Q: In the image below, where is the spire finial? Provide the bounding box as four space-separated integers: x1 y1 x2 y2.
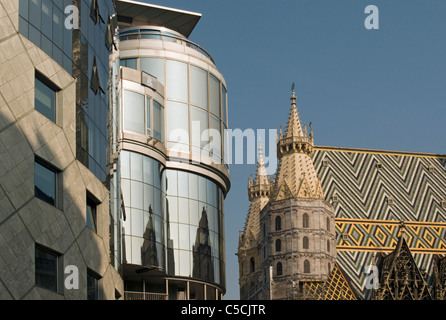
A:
290 83 297 105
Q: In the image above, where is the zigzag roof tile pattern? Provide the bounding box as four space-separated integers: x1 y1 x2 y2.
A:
312 146 446 299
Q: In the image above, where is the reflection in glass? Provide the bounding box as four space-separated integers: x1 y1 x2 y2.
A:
153 100 164 142
192 207 214 282
35 246 58 292
141 205 159 267
34 161 56 206
35 76 56 122
121 58 137 69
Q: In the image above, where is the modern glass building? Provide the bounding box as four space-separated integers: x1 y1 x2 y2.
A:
113 0 230 300
0 0 123 299
1 0 228 300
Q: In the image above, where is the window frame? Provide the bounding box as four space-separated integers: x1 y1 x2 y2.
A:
35 244 63 293
86 192 100 233
34 157 62 208
87 269 101 300
35 70 61 124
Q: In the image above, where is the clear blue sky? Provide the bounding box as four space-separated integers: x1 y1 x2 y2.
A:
141 0 446 300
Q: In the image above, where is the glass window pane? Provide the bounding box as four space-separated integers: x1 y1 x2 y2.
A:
166 101 189 145
130 180 144 210
153 100 164 142
188 173 198 200
130 152 143 181
35 246 57 292
222 85 227 125
41 0 52 38
121 58 137 70
86 199 97 232
198 176 207 203
35 77 56 122
166 60 188 102
166 197 178 223
131 208 144 237
34 161 56 206
210 115 221 160
123 90 145 134
140 58 164 85
178 198 189 224
190 66 208 108
52 5 63 49
209 74 220 117
29 0 42 29
146 97 151 135
19 0 29 20
143 156 153 185
178 171 189 198
87 272 99 300
166 170 177 196
191 106 209 152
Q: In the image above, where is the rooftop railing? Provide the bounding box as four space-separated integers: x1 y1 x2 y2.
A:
119 28 214 63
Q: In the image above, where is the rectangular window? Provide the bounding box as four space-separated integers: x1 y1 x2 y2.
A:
123 90 145 134
153 100 164 143
166 101 189 149
120 58 137 70
35 73 57 122
35 245 60 292
166 60 188 103
140 58 164 85
87 270 100 300
222 85 227 125
86 194 99 232
34 159 57 207
190 66 208 109
146 97 152 136
209 74 220 118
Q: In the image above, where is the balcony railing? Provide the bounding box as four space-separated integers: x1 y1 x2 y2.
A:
124 291 168 300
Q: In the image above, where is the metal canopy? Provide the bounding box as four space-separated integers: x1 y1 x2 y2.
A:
116 0 202 38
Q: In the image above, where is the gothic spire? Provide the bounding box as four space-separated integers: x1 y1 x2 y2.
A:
255 139 269 185
286 85 304 138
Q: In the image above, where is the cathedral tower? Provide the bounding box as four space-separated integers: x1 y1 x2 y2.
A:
238 141 271 299
259 86 337 299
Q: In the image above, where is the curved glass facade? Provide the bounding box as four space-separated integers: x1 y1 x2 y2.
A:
165 169 225 285
117 20 229 299
119 55 228 167
121 150 166 270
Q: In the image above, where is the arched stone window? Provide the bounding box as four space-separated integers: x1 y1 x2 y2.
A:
304 260 310 273
262 223 266 238
275 216 281 231
277 262 283 276
303 236 309 249
327 217 330 231
303 213 309 228
275 239 281 252
327 239 330 253
328 262 332 274
250 257 255 273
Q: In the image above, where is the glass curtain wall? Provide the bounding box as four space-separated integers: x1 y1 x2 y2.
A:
165 169 225 286
121 151 166 270
119 57 228 167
